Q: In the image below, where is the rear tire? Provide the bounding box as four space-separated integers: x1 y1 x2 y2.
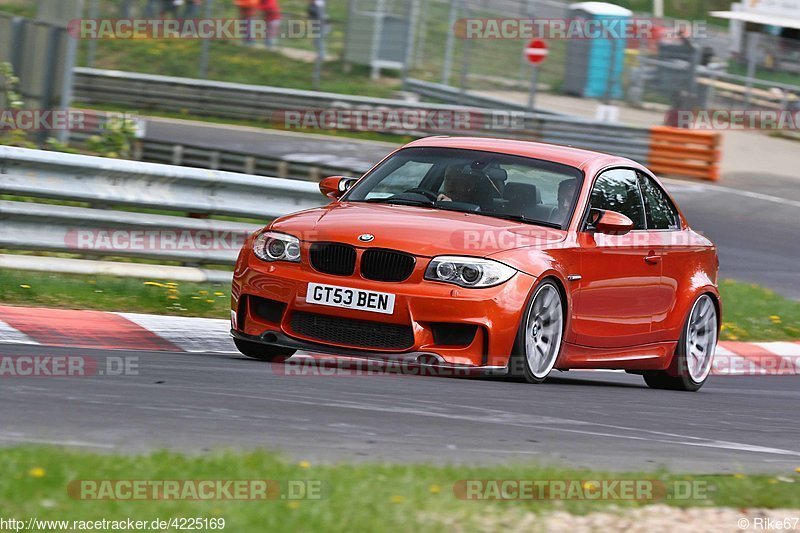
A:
234 338 296 362
643 294 718 392
508 280 565 384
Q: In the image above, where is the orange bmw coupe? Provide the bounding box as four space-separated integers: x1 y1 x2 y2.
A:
231 137 720 391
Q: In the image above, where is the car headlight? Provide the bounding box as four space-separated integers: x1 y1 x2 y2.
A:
253 231 301 263
425 256 516 288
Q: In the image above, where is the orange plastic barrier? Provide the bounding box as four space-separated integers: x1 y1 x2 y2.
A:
648 126 721 181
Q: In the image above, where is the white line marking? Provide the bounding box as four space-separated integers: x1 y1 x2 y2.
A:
0 432 114 449
177 386 800 459
662 178 800 209
115 313 235 353
0 319 39 345
755 342 800 357
715 345 735 356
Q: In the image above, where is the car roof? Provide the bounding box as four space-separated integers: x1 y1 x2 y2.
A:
402 136 639 172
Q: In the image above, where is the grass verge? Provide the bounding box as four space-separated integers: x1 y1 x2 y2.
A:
718 279 800 341
0 269 231 318
1 269 799 342
2 446 799 533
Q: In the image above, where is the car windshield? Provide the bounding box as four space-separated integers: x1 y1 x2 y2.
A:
343 147 583 229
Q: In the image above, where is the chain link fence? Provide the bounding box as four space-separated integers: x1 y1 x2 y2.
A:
71 0 340 86
3 0 800 119
407 0 571 97
630 31 800 112
405 0 800 115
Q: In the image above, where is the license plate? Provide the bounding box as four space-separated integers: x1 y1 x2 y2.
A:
306 283 395 315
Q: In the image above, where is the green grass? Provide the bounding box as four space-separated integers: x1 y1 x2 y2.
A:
1 447 798 532
614 0 732 26
726 62 800 87
85 38 399 97
1 269 799 342
718 279 800 342
0 0 34 17
0 269 231 318
1 0 397 98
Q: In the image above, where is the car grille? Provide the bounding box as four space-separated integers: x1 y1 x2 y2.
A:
360 249 416 282
309 243 356 276
290 311 415 350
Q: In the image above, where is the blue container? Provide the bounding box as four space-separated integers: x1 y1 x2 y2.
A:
563 2 632 99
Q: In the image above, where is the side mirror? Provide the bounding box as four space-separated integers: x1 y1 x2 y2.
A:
319 176 357 199
593 209 634 235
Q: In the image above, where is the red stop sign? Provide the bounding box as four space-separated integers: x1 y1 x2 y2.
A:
525 39 548 65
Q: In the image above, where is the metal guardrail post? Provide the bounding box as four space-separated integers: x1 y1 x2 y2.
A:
744 32 759 111
86 0 99 68
198 0 213 79
172 145 184 166
441 0 459 85
457 4 473 106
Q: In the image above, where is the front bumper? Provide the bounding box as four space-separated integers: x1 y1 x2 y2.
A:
231 329 509 376
231 249 537 368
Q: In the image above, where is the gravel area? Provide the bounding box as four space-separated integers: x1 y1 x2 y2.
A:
539 505 800 532
429 505 800 532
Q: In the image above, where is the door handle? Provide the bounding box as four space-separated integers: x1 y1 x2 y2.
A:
644 255 661 265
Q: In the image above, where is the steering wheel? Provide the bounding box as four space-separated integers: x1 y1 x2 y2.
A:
403 188 438 202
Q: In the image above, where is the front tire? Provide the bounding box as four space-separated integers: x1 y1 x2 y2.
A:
643 294 718 392
509 280 565 384
234 338 296 362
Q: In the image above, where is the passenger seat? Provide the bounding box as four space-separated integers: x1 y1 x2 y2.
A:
503 182 557 221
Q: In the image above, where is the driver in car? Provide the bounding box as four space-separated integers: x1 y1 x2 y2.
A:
436 166 480 204
550 178 577 225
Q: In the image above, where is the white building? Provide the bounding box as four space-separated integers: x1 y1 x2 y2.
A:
711 0 800 70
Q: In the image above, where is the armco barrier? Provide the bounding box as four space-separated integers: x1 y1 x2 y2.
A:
71 68 653 162
647 126 721 182
0 146 326 276
74 116 717 184
403 78 561 115
0 145 323 219
71 69 729 180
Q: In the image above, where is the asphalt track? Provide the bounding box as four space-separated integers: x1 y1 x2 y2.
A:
1 122 797 472
1 343 798 473
147 118 800 299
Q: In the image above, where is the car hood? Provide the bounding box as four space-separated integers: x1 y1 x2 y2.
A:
270 201 566 257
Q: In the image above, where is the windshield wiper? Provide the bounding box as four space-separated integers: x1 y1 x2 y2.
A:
362 199 562 228
365 197 434 207
481 213 563 229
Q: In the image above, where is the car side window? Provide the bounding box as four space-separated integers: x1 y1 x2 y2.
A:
638 173 681 230
589 169 646 230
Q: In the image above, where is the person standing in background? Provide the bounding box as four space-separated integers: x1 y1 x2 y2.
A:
235 0 259 45
144 0 160 17
145 0 180 17
259 0 282 49
161 0 180 17
183 0 202 18
308 0 327 61
119 0 134 17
